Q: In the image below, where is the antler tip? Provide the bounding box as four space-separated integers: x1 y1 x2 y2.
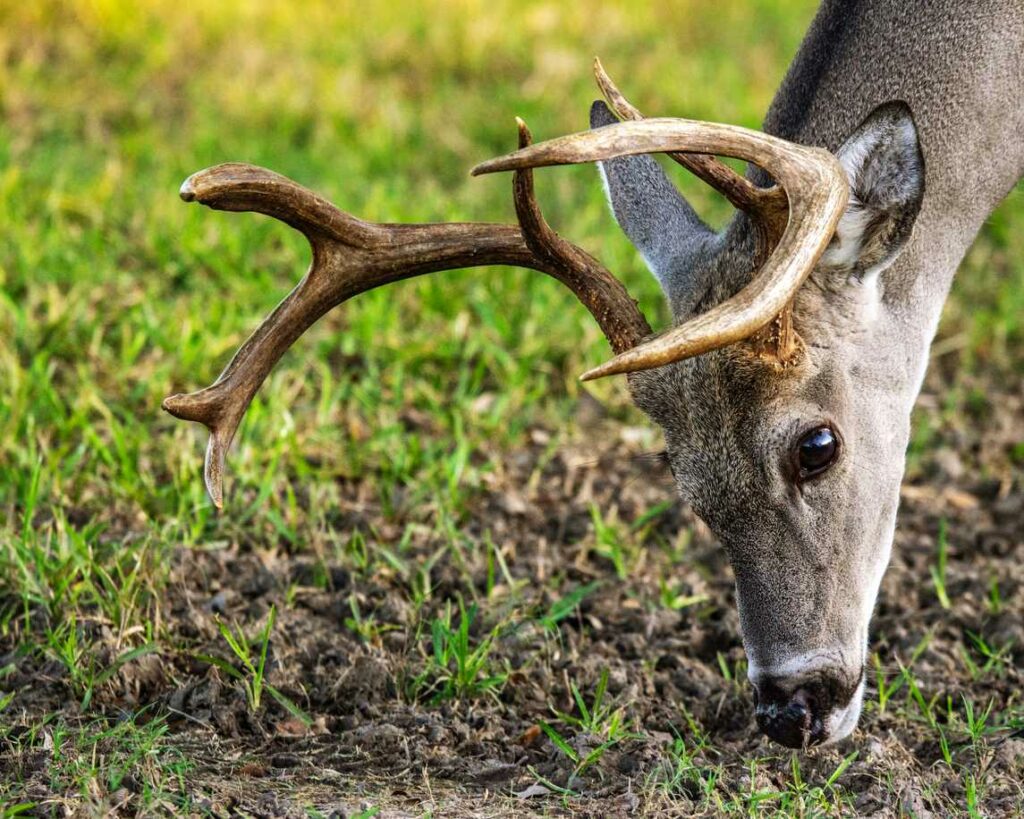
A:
580 358 627 382
204 435 227 509
161 392 190 418
469 159 500 177
162 391 218 427
208 484 224 510
516 117 533 148
179 176 197 202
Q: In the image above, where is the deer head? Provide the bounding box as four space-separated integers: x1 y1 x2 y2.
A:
164 62 923 747
585 66 925 747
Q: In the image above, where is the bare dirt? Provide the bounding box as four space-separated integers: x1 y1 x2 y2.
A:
2 368 1022 817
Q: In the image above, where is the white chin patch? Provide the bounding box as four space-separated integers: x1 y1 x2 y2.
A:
821 678 865 745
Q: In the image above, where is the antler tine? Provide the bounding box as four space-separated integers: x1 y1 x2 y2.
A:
593 58 780 216
510 118 648 344
178 163 385 248
164 123 650 507
472 117 848 380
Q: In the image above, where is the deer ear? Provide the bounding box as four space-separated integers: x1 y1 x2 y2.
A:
590 100 716 316
820 101 925 280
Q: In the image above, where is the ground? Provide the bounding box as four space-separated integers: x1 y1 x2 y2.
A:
1 1 1022 817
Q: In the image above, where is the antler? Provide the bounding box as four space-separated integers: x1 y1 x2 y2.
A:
162 121 651 507
591 60 825 364
166 73 847 506
473 116 847 381
593 58 787 224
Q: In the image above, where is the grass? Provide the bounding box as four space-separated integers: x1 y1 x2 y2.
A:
535 668 640 784
931 517 951 609
1 710 193 812
0 0 1022 815
195 604 311 725
406 598 509 704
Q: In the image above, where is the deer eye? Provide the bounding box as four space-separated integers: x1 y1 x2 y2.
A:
794 426 839 481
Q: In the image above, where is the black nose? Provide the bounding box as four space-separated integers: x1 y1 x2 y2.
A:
754 684 827 748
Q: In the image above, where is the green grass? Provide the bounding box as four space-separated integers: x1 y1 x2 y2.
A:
406 598 509 703
195 604 311 724
0 710 193 812
930 517 951 609
1 0 1022 815
535 668 640 785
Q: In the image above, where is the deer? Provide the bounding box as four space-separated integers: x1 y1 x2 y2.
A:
162 0 1024 748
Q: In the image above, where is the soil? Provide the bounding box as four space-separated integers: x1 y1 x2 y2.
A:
2 368 1022 817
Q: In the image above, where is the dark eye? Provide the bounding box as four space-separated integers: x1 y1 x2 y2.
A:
794 426 839 481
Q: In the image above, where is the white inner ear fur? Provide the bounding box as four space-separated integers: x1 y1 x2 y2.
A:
819 115 921 283
820 200 875 279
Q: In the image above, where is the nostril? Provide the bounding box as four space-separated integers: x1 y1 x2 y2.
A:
790 686 815 717
752 666 866 747
755 686 823 748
